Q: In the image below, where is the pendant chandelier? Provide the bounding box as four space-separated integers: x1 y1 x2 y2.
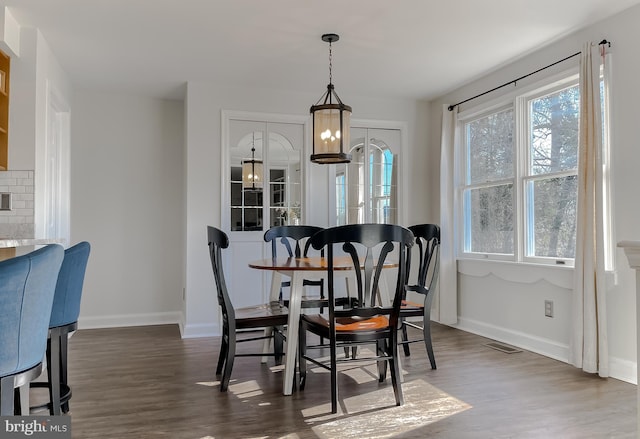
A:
310 33 352 164
242 132 263 191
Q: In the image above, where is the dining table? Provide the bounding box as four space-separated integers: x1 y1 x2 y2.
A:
248 255 395 395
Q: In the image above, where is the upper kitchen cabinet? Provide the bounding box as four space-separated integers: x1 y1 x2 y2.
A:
0 49 9 170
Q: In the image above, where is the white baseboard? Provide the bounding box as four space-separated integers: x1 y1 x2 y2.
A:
78 311 181 330
453 316 636 384
78 311 221 339
180 322 220 339
454 316 570 362
609 356 637 385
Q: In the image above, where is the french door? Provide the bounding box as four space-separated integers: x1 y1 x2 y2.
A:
221 111 308 306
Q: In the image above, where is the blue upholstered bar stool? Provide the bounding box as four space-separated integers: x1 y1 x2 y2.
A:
0 244 64 415
31 241 90 415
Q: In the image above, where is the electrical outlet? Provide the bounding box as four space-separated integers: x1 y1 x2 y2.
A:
544 300 554 318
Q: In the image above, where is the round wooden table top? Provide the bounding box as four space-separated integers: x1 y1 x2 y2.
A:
248 256 397 271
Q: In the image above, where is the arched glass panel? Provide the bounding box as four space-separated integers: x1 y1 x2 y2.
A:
335 127 399 225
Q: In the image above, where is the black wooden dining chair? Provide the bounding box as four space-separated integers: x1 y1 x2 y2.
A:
298 223 413 414
399 223 440 369
264 225 326 308
207 226 289 391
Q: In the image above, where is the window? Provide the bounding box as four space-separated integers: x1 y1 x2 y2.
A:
335 127 400 225
458 69 610 265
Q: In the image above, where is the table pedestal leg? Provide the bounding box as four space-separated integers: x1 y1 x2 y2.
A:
283 272 303 395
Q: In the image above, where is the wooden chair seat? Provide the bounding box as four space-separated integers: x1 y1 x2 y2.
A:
234 302 288 329
400 299 424 312
303 314 389 332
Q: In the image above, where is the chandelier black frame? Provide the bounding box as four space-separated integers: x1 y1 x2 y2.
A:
310 33 352 164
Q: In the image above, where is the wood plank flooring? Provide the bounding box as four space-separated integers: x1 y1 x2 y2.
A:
42 323 636 438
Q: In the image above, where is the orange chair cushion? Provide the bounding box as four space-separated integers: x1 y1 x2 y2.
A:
304 314 390 331
335 315 389 331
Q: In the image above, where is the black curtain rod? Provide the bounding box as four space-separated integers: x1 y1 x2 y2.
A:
447 39 610 111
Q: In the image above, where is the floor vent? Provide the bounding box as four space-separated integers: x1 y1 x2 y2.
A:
484 342 522 354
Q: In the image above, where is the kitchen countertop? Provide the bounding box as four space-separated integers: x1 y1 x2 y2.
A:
0 238 64 248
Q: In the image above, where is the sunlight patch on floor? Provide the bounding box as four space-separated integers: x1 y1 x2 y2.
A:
304 347 407 385
228 380 264 398
305 379 471 439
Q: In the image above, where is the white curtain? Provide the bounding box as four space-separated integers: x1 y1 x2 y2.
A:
438 104 458 324
570 42 608 377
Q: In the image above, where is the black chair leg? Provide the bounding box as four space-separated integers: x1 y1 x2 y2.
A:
423 318 437 370
298 321 307 390
220 333 236 392
216 333 228 375
400 319 411 356
377 340 387 382
13 386 20 415
329 336 338 414
389 355 404 407
60 332 70 413
274 326 284 365
49 329 62 415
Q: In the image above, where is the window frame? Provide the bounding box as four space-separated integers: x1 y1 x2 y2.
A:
456 66 612 268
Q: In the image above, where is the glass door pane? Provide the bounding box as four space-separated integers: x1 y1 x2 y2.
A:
267 124 303 227
337 127 399 225
229 121 265 232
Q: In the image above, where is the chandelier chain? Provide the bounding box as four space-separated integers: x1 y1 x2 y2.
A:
328 40 333 85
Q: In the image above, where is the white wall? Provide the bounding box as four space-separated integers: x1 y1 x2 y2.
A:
182 82 427 337
429 4 640 383
71 91 185 328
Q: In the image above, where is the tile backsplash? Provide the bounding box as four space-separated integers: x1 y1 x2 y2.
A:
0 170 34 238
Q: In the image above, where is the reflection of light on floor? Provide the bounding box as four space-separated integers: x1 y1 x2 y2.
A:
305 347 409 386
202 435 302 439
196 379 271 404
269 364 285 372
307 379 472 439
230 435 302 439
228 380 264 398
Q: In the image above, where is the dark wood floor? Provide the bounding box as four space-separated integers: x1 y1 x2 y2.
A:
44 323 636 438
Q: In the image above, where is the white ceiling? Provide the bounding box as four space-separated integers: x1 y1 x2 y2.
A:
5 0 640 101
